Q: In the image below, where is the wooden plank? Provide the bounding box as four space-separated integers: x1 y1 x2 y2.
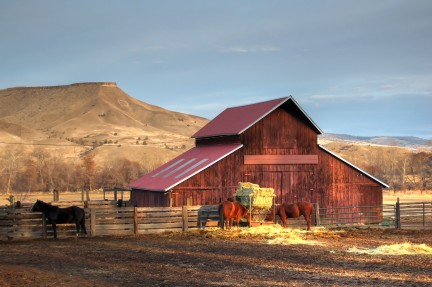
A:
136 217 182 224
96 219 134 225
138 222 183 229
244 154 318 165
90 208 96 237
91 230 132 236
95 224 134 231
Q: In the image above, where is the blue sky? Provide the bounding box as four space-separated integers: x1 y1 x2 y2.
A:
1 1 431 138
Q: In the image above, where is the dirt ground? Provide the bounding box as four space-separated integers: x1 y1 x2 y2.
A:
1 227 431 287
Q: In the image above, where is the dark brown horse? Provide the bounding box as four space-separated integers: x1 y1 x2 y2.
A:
31 200 87 239
266 202 314 230
219 201 250 230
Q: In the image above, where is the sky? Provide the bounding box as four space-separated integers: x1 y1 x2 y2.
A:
1 1 431 139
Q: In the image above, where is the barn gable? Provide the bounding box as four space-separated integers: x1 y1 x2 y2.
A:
192 96 322 138
130 96 388 208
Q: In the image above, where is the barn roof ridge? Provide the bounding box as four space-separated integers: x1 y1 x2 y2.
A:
318 145 389 188
192 96 322 139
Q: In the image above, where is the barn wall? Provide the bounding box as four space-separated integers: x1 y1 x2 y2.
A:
131 189 170 207
316 148 383 209
239 107 320 205
241 107 318 155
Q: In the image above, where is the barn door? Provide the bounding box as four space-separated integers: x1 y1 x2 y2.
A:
281 171 315 204
244 171 315 205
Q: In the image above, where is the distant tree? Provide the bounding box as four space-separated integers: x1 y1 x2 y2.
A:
0 147 24 194
82 153 96 191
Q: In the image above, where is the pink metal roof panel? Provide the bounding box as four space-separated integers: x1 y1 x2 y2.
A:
129 143 243 191
192 97 289 138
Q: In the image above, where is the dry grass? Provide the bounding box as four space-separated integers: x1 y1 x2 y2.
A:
2 189 431 207
383 190 432 204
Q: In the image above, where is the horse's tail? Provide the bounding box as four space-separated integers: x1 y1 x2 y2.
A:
74 207 87 234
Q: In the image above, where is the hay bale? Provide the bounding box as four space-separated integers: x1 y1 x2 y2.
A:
235 182 275 209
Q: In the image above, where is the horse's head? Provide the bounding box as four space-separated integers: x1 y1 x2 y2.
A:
265 206 278 221
241 206 251 223
31 200 46 212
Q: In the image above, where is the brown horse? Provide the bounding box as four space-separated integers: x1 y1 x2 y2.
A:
266 202 314 230
219 201 250 230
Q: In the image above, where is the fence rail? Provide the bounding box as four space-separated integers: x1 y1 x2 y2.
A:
1 201 431 241
316 204 396 228
397 202 432 229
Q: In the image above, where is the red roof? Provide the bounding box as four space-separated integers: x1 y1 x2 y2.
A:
192 96 322 138
129 143 243 191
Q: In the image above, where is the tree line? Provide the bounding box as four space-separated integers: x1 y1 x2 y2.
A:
327 144 432 192
1 145 431 198
0 147 155 197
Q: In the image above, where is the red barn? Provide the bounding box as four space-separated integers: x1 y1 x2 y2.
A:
129 97 388 208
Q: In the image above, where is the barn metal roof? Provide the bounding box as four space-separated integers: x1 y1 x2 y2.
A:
192 96 323 138
319 145 389 188
129 143 243 192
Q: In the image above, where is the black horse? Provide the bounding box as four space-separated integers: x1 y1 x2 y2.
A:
31 200 87 239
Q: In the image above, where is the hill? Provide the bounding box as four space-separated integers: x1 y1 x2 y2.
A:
319 133 432 150
0 82 209 168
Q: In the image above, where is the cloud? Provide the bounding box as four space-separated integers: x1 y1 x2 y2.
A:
304 74 432 105
225 45 281 53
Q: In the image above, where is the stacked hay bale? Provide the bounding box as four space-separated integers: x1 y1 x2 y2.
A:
235 182 275 222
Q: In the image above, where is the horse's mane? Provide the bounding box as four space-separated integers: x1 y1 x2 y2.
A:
36 200 58 212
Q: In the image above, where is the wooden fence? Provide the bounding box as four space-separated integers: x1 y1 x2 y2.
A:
1 201 431 241
0 205 220 241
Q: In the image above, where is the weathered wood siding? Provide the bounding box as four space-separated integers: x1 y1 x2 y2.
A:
240 107 319 205
131 190 170 207
316 148 382 208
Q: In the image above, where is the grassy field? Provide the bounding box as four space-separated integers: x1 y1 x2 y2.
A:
383 190 432 204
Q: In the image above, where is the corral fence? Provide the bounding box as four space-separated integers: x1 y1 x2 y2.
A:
316 200 432 230
0 204 220 241
1 200 431 241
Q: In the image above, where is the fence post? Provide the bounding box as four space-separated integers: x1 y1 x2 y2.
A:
422 203 426 228
395 198 401 229
314 203 320 226
90 208 96 237
134 207 138 237
42 214 47 239
182 205 189 231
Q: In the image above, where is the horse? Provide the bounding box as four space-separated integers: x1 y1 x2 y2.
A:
218 201 250 230
31 200 87 239
266 202 314 230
